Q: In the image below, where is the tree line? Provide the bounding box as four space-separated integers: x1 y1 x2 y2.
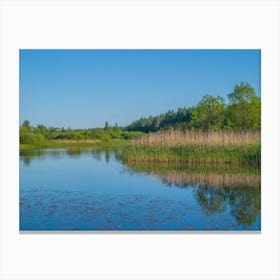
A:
20 122 144 145
20 82 261 145
126 82 261 132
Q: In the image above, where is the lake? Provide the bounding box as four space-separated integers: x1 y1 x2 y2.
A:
20 147 261 231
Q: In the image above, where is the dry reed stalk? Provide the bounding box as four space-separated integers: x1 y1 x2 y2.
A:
134 130 261 147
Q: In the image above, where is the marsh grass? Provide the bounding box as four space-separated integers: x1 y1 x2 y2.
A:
119 130 261 165
134 130 260 147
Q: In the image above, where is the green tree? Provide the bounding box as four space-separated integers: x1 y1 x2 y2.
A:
22 120 31 130
104 121 110 131
20 125 29 143
226 82 261 130
191 94 226 130
228 82 258 104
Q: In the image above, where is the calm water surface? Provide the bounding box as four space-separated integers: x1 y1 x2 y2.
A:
20 147 261 231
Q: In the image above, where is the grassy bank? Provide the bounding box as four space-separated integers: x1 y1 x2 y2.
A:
119 143 261 165
119 130 261 165
20 139 131 150
20 130 261 165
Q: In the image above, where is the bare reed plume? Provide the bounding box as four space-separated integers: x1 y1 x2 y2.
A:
134 130 260 147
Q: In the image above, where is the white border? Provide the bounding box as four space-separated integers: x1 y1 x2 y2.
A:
1 0 279 279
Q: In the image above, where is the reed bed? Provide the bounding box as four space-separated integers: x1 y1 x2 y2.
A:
134 130 260 147
119 130 261 165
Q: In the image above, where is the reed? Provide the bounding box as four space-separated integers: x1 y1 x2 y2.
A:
119 130 261 165
134 130 260 147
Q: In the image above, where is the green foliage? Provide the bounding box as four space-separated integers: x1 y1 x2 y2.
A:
19 121 145 146
226 83 261 130
104 121 110 131
190 95 226 130
20 125 46 146
121 131 144 140
119 143 261 166
22 120 31 129
228 82 258 104
19 82 261 146
127 107 192 132
126 82 261 132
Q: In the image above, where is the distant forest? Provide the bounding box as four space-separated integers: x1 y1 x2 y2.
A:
127 82 261 132
20 82 261 145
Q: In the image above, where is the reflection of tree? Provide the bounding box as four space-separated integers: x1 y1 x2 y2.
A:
20 149 65 165
229 187 261 227
91 151 102 161
65 148 82 158
194 185 261 226
20 149 46 166
122 161 261 226
105 150 111 163
195 186 229 215
21 149 261 227
20 147 116 165
48 149 64 158
22 156 31 166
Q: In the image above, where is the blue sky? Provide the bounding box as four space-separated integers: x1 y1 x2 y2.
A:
20 49 260 129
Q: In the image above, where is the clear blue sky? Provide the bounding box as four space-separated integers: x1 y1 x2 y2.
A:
20 49 260 129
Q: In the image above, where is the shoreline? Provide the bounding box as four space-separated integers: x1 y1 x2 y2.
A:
19 139 130 150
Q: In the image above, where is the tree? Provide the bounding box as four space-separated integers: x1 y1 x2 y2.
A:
190 94 226 130
22 120 31 131
104 121 110 131
226 82 261 130
228 82 258 104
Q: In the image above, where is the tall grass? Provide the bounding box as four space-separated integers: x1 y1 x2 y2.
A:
119 130 261 165
134 130 260 147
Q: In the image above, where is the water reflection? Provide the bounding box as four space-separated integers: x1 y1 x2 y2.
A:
229 187 261 227
195 186 229 215
122 162 260 188
20 147 261 230
20 147 112 165
122 161 261 227
20 149 47 166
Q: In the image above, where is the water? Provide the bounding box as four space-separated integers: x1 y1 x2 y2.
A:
20 147 261 231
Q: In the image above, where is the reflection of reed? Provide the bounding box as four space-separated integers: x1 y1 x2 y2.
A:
153 171 260 188
123 162 260 188
123 162 261 226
